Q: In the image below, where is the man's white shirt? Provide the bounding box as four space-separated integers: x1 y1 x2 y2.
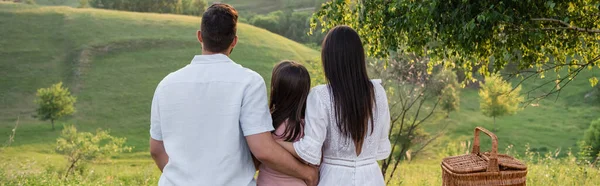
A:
150 54 274 186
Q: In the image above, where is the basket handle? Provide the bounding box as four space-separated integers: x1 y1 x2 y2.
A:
471 127 499 172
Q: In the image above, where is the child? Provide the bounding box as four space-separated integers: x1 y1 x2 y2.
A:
256 61 311 186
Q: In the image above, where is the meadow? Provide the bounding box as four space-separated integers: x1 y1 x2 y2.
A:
1 2 600 185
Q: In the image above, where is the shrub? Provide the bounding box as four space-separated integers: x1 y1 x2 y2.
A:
479 73 523 127
440 85 459 117
79 0 89 8
583 118 600 162
56 125 132 178
34 82 76 130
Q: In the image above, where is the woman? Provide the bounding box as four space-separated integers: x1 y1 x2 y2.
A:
277 25 391 185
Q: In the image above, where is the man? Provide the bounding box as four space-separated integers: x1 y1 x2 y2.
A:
149 3 318 186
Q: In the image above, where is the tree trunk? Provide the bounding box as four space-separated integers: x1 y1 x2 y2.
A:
51 119 55 130
64 159 77 179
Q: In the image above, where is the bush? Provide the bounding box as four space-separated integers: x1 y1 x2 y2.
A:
479 73 523 127
79 0 89 8
34 82 76 130
56 125 132 178
247 10 325 45
89 0 186 14
583 118 600 162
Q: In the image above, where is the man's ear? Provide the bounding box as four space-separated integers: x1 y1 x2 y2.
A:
229 36 238 53
229 36 237 49
197 30 203 44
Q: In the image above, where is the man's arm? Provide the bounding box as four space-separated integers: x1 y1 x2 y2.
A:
246 132 318 186
150 138 168 172
275 140 300 159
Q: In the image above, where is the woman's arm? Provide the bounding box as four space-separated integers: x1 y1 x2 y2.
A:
283 89 328 165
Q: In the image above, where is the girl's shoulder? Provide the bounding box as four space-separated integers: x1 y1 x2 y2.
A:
272 119 304 141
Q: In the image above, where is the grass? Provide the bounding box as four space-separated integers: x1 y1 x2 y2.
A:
426 70 600 156
2 2 600 186
0 2 319 151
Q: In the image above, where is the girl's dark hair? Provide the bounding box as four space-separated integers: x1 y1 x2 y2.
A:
321 25 375 155
269 61 311 142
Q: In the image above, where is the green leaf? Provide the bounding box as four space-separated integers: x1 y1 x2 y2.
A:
590 77 599 87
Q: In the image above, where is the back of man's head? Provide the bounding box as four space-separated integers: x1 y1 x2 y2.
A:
201 3 238 53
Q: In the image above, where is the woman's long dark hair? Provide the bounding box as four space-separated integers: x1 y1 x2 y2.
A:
269 61 311 142
322 25 375 155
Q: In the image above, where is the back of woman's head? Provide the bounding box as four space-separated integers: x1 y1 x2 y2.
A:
269 61 311 142
321 25 375 154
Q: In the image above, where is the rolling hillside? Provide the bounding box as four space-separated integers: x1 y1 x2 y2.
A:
34 0 327 14
1 2 600 185
0 2 320 151
3 0 600 157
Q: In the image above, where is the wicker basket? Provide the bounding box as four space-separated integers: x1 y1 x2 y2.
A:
441 127 527 186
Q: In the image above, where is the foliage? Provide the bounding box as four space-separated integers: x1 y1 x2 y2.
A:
310 0 600 98
55 125 132 178
34 82 76 130
24 0 36 4
479 74 523 125
78 0 88 8
440 85 460 117
370 52 447 183
88 0 207 16
305 59 327 86
583 118 600 161
187 0 207 16
248 10 325 45
430 69 460 117
429 69 460 96
49 0 66 5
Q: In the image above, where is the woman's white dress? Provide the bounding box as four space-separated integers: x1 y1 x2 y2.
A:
293 80 392 186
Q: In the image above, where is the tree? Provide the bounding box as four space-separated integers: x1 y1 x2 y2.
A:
429 69 460 96
440 85 459 118
250 14 281 33
372 52 447 184
583 118 600 162
56 125 132 178
78 0 89 8
49 0 66 5
310 0 600 100
189 0 207 16
34 82 76 130
89 0 182 14
479 74 523 127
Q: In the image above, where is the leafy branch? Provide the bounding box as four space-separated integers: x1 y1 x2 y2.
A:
532 18 600 33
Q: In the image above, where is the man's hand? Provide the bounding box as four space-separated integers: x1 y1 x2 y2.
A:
246 132 318 183
303 165 319 186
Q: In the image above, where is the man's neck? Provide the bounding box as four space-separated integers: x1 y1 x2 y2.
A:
202 50 229 56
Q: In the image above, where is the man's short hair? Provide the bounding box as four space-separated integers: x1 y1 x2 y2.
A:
201 3 238 53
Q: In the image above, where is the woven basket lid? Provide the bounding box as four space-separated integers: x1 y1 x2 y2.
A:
441 154 488 174
482 152 527 170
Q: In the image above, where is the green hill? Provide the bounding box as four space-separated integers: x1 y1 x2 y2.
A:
34 0 326 14
0 2 320 151
3 0 600 159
